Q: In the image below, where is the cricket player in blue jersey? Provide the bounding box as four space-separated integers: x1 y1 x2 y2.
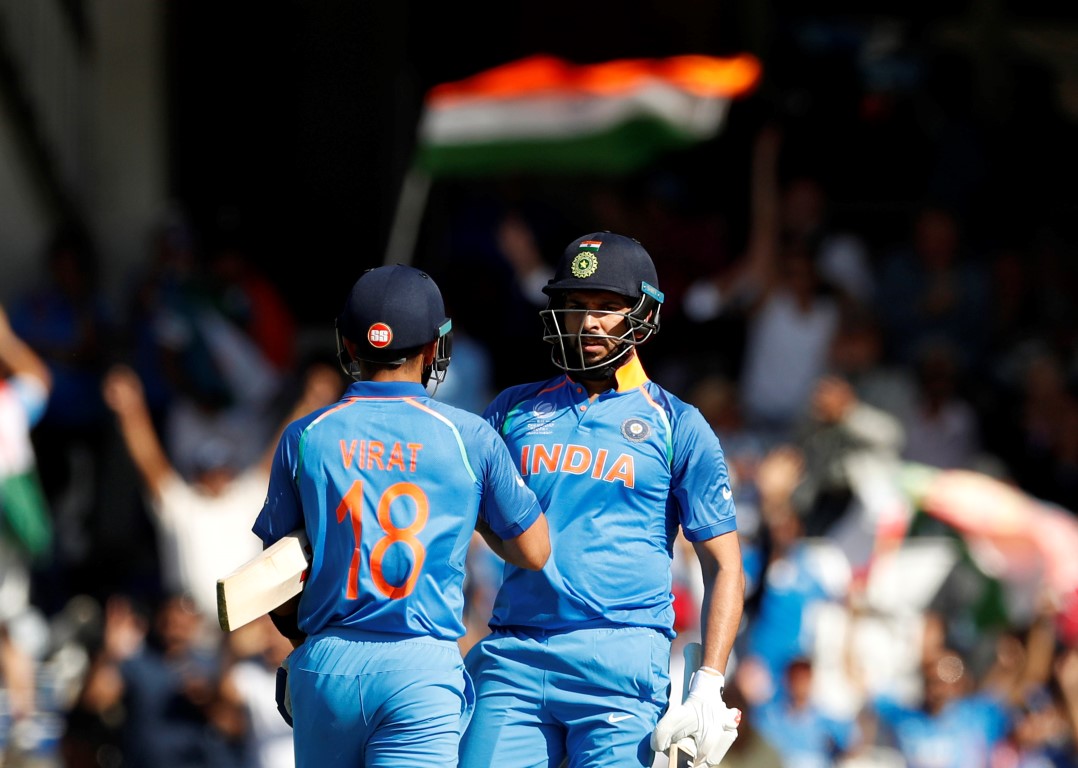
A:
252 264 551 768
459 232 745 768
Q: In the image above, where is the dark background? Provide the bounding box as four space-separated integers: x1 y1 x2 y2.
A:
164 1 1078 326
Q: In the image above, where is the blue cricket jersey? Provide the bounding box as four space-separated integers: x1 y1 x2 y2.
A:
483 356 737 637
253 380 543 642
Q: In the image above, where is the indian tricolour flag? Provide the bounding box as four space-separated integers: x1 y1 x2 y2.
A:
0 380 52 561
386 53 761 264
415 53 762 177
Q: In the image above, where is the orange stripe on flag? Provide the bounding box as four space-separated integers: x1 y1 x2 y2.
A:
427 54 762 106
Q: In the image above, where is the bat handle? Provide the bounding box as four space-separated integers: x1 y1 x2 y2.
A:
668 641 702 767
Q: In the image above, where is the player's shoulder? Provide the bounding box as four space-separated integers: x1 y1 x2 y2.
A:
424 397 489 429
642 380 705 420
288 402 338 431
644 381 724 449
493 377 559 403
485 377 561 413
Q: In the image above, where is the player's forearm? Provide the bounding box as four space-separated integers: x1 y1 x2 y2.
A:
269 595 306 646
698 555 745 674
692 533 745 672
500 514 550 571
474 517 509 561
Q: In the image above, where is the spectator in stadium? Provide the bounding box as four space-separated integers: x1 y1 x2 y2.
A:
101 360 343 626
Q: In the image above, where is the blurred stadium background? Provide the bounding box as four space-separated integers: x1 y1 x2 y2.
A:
2 0 1077 322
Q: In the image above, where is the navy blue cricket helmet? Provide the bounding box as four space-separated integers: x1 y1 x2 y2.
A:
540 231 663 377
335 264 452 386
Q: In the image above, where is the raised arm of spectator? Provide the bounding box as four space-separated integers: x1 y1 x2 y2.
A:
74 594 148 717
254 361 344 475
102 364 176 497
979 596 1059 707
682 122 784 324
0 620 36 721
741 121 784 293
0 304 51 390
1055 646 1078 739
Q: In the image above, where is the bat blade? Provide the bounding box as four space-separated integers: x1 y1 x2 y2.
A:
216 528 311 632
669 641 703 768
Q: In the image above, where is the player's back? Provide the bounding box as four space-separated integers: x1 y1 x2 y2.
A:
292 381 489 640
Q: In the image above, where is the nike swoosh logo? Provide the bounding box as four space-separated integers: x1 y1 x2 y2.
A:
608 713 634 723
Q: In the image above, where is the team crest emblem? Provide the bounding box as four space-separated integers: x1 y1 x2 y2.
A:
621 418 650 442
571 252 599 278
367 322 392 348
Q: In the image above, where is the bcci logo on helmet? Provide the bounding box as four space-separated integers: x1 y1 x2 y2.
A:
571 252 599 279
367 323 393 348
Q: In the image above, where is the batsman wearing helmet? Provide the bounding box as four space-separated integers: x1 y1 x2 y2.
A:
252 264 550 768
459 232 745 768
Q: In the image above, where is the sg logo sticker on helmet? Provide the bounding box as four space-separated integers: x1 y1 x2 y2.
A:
367 323 393 348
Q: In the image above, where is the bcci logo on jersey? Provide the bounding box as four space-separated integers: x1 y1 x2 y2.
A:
620 418 650 442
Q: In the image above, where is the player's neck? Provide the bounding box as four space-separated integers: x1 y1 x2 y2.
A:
570 373 615 398
367 363 425 384
568 350 640 397
367 370 422 384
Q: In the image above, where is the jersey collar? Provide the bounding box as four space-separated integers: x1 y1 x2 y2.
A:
344 380 429 398
612 355 649 392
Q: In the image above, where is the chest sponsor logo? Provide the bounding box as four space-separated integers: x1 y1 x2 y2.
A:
518 443 635 487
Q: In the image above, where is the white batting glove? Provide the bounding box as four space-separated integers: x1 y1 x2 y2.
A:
651 667 741 767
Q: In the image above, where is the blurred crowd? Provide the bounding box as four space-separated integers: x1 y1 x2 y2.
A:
3 47 1078 768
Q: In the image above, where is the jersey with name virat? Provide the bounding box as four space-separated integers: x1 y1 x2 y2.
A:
253 380 542 642
483 356 736 637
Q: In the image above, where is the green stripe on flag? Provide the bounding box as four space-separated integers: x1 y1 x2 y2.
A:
417 116 716 177
0 469 53 562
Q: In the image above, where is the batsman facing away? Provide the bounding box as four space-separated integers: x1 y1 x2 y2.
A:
250 264 550 767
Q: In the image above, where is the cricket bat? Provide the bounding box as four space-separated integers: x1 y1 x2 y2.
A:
216 528 312 632
669 641 703 768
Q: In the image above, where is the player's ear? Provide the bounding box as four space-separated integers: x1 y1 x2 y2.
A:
420 340 438 368
340 337 361 378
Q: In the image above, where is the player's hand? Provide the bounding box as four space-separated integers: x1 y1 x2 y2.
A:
651 667 740 766
275 655 294 727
